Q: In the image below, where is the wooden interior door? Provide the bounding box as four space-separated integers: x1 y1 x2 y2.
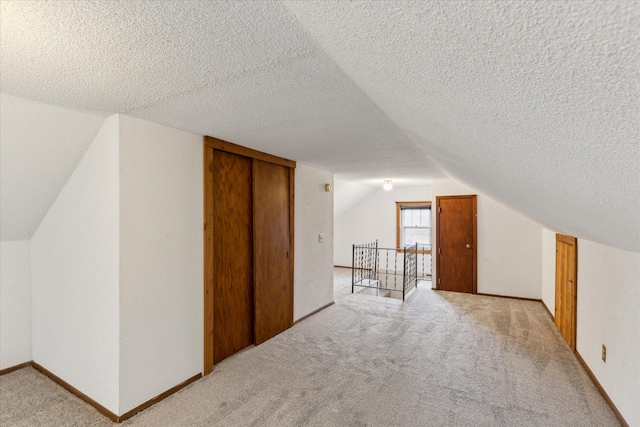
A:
436 195 477 293
252 159 293 345
212 150 254 364
555 234 577 350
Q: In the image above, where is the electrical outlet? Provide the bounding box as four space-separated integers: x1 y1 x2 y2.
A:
602 344 606 363
318 233 324 243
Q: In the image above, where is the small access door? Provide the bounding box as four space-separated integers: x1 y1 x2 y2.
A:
435 195 477 293
555 234 577 350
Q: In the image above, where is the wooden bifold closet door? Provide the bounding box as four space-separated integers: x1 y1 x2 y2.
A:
204 137 295 373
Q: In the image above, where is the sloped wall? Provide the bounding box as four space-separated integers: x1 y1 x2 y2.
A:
541 228 556 314
540 233 640 426
577 240 639 427
118 115 203 414
30 115 120 413
0 240 31 369
333 178 375 219
0 93 107 241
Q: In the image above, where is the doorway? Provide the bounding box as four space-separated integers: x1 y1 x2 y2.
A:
435 195 477 293
555 234 577 350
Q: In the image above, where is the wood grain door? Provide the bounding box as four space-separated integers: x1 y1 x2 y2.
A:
555 234 577 350
212 150 254 364
252 159 293 345
436 195 477 293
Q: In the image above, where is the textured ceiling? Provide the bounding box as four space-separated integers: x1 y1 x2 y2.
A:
0 0 441 183
1 1 638 251
284 0 640 252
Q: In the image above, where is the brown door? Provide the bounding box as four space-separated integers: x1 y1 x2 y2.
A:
252 159 293 345
212 150 254 364
555 234 577 350
436 195 477 293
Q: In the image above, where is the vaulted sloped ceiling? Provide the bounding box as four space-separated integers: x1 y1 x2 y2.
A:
1 1 638 251
0 94 107 240
283 1 639 252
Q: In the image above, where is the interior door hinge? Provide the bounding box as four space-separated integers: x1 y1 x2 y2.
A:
438 277 441 284
438 207 442 213
438 247 441 254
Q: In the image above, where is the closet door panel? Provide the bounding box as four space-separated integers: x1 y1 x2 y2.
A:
253 159 293 345
212 150 254 363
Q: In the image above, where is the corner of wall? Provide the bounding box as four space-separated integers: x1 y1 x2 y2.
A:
0 240 32 369
29 113 121 413
540 228 557 315
117 115 203 415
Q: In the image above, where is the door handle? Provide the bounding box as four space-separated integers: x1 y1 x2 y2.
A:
466 244 472 249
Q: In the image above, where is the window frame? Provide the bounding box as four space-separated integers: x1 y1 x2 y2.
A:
396 201 432 254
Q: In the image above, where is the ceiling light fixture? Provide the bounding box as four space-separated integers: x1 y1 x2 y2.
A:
383 180 393 191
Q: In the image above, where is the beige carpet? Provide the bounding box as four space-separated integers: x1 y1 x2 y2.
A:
0 269 620 426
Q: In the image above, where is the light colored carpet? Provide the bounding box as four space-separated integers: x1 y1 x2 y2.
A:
0 268 620 426
0 367 113 427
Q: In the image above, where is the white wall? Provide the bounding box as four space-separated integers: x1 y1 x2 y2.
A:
0 240 31 369
118 115 203 414
334 185 431 267
541 228 556 314
576 239 639 427
30 115 120 413
333 178 375 219
294 164 334 321
24 114 328 415
432 178 542 299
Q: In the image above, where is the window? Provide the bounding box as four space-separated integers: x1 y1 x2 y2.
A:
396 202 431 253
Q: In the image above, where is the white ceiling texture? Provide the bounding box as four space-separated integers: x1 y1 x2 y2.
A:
1 1 638 252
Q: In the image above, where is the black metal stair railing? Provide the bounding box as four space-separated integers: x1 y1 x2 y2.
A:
351 240 426 301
